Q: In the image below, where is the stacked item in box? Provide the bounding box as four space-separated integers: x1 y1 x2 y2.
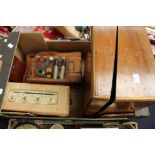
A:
13 26 91 40
146 26 155 57
23 51 82 84
0 26 13 39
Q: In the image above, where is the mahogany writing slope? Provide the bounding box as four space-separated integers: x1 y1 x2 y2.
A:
116 26 155 109
85 26 155 117
85 26 117 116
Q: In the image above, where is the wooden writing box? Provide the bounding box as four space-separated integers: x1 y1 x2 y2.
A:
85 26 155 116
116 27 155 110
23 51 82 85
84 26 119 116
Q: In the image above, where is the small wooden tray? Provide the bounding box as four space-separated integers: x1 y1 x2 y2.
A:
23 51 82 84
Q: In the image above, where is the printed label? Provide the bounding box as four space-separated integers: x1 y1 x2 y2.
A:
7 43 14 48
8 90 58 105
0 88 3 95
4 39 7 42
132 74 141 84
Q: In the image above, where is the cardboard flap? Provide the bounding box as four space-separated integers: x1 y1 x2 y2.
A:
18 32 48 54
46 40 91 53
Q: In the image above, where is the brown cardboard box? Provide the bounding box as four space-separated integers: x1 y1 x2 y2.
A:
0 32 90 117
2 82 70 117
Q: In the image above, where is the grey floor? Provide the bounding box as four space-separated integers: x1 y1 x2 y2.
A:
137 104 155 129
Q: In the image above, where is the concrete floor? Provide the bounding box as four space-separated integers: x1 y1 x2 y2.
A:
137 104 155 129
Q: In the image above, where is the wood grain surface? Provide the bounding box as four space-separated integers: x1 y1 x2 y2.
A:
86 101 134 116
116 26 155 101
93 26 117 99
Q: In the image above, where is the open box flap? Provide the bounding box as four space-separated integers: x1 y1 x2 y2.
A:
46 40 91 52
18 32 48 54
18 32 91 54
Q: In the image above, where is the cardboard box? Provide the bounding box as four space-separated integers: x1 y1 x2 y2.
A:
2 82 70 117
0 32 90 117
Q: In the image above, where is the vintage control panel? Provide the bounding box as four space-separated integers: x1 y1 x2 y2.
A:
8 90 58 105
2 82 70 116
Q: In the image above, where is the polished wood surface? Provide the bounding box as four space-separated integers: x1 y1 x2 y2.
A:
86 101 134 116
85 26 155 116
116 27 155 101
93 26 116 98
85 26 117 116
